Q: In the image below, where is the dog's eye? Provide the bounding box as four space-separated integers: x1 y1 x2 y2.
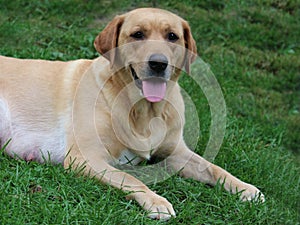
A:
167 32 179 42
131 31 144 40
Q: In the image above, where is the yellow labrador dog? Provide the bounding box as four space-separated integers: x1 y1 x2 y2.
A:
0 8 264 220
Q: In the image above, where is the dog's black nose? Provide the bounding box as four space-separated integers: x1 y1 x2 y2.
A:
148 54 168 73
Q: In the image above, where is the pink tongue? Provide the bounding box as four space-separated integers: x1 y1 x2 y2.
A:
142 78 166 102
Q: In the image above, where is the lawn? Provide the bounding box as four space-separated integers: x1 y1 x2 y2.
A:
0 0 299 224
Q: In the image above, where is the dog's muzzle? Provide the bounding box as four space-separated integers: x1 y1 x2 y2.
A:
130 54 168 103
148 54 168 73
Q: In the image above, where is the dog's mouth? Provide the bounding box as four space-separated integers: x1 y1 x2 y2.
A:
130 65 167 103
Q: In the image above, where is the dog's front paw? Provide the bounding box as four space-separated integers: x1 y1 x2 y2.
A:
132 191 176 221
146 195 176 220
240 183 265 202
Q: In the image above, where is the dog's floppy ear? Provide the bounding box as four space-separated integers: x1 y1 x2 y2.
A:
94 15 125 67
182 20 197 74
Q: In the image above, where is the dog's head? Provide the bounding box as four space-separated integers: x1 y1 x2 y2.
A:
94 8 197 102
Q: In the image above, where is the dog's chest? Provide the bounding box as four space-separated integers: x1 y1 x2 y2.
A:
118 149 143 165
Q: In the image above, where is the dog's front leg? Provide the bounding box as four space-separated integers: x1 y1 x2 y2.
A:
166 140 265 202
65 152 175 220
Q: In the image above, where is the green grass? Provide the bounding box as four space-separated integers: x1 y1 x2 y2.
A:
0 0 299 224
